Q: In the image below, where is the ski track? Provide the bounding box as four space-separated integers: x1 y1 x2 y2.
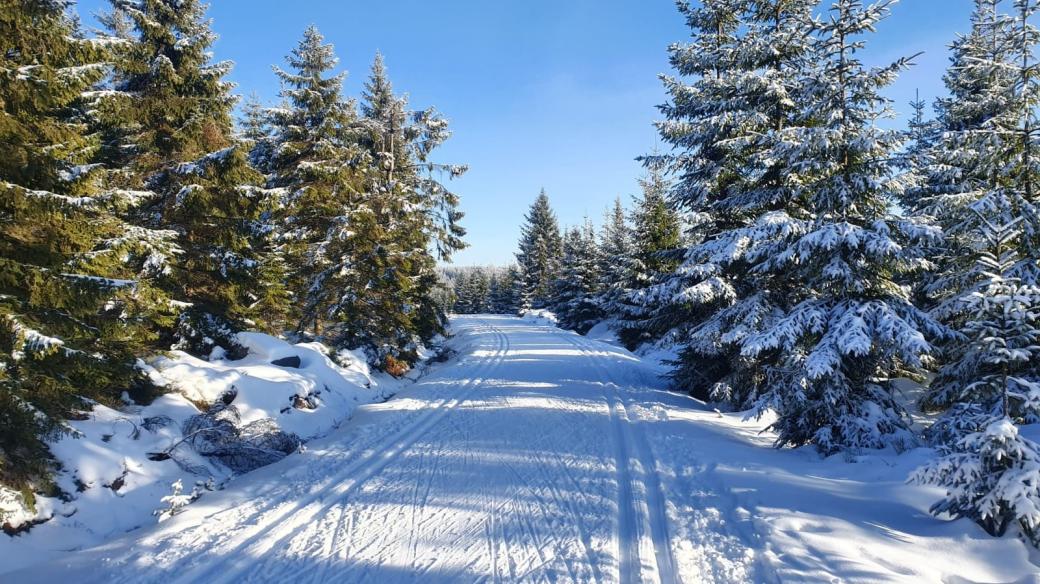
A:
19 315 761 584
555 327 678 584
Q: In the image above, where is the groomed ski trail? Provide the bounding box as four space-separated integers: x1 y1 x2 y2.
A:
18 315 754 584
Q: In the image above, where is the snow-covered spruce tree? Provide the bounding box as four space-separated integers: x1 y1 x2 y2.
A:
898 89 937 214
912 217 1040 545
595 196 634 316
469 269 492 314
516 190 563 309
735 0 944 452
342 53 467 366
446 267 497 315
917 0 1025 322
488 270 505 313
454 270 475 314
240 92 275 176
318 52 421 364
488 269 515 314
642 0 818 403
0 0 164 491
499 265 524 314
266 25 362 339
449 270 470 314
480 264 524 315
552 220 603 334
921 0 1040 415
615 164 682 349
105 0 286 358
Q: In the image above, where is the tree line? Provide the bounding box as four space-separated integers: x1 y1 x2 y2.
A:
457 0 1040 548
1 1 464 494
444 174 682 344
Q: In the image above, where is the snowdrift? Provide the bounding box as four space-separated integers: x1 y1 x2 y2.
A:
519 308 558 326
0 332 402 574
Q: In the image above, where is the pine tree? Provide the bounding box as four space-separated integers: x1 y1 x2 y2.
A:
516 190 563 309
105 0 285 357
734 0 943 452
913 218 1040 545
616 165 682 348
921 0 1040 416
553 220 603 334
0 0 164 489
596 196 634 316
267 25 361 339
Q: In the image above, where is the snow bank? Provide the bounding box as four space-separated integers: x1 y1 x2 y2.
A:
154 332 381 440
519 309 558 326
584 320 621 345
0 332 400 574
639 390 1040 582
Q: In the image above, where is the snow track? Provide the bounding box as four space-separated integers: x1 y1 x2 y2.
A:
171 321 513 584
17 316 710 583
557 328 678 584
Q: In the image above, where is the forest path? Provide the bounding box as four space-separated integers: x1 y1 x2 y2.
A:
21 315 760 583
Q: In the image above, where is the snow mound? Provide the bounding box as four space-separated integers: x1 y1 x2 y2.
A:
0 332 398 574
154 332 381 439
519 309 558 326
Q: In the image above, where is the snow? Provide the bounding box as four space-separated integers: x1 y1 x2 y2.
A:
154 333 383 439
5 315 1036 582
519 308 558 326
0 333 400 575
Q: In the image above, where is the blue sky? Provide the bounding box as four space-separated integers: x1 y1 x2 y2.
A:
75 0 973 266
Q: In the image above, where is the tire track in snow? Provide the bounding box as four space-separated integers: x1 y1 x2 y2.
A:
167 320 512 584
554 326 678 584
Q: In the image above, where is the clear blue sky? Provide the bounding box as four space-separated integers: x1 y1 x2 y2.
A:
74 0 973 266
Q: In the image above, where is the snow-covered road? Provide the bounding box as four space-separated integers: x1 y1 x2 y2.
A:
18 316 695 583
15 315 1038 583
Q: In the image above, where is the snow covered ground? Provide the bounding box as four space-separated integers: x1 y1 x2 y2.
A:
0 333 403 575
6 315 1040 582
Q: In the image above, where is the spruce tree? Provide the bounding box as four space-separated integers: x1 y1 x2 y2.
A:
921 0 1040 416
267 25 360 339
516 190 563 309
913 218 1040 545
0 0 163 490
470 269 492 314
452 271 470 314
596 196 634 316
105 0 284 357
345 53 467 365
616 165 682 348
240 92 275 175
918 0 1024 324
499 265 523 314
899 89 936 214
734 0 943 452
553 220 603 334
647 0 819 403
